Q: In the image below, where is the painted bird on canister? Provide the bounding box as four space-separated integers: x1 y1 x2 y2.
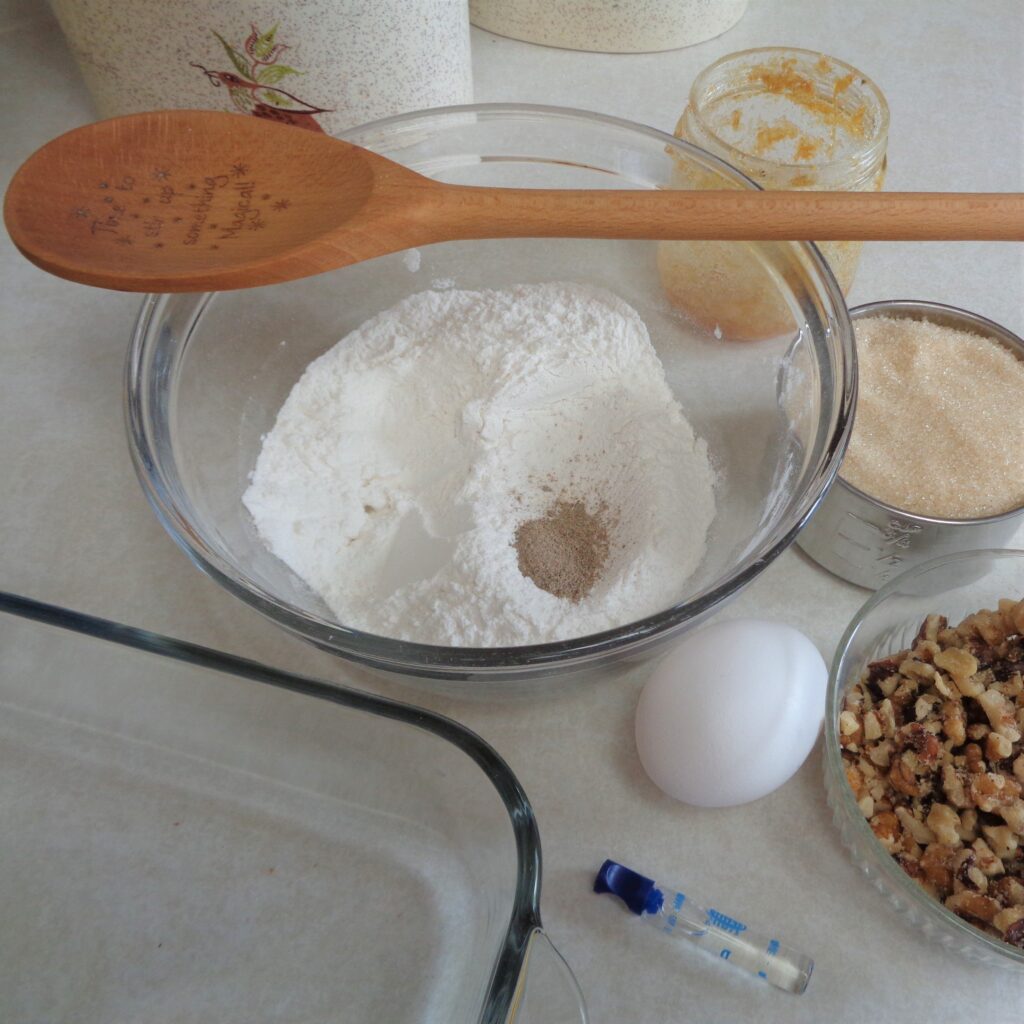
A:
191 63 332 133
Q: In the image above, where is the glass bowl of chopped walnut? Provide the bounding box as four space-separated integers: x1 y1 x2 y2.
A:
826 549 1024 966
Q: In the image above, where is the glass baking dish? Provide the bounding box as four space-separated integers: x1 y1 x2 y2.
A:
0 591 585 1023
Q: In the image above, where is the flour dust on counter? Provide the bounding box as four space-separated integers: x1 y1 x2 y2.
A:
243 282 716 646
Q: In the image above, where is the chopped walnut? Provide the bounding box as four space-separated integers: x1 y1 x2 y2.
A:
967 610 1009 647
958 808 979 843
897 722 941 766
868 740 894 768
877 699 897 739
954 672 987 700
878 674 900 698
864 709 883 741
897 806 936 845
946 890 1000 924
900 658 935 683
964 743 986 774
941 700 967 745
998 800 1024 835
978 688 1022 743
845 761 866 798
970 771 1020 812
926 803 961 846
917 614 948 644
870 810 901 853
971 838 1004 877
1004 674 1024 699
840 710 859 735
942 764 969 808
890 755 926 798
992 876 1024 907
952 847 987 893
920 843 956 895
993 907 1024 947
987 731 1014 762
982 824 1019 861
841 601 1024 950
934 647 979 689
999 599 1024 637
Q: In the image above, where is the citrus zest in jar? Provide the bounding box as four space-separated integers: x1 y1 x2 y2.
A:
660 47 889 340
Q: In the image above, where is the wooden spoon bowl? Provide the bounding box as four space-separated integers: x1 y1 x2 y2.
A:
3 111 438 291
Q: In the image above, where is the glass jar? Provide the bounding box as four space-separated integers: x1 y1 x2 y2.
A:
659 47 889 340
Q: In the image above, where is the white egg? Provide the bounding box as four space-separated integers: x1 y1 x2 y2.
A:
635 618 827 808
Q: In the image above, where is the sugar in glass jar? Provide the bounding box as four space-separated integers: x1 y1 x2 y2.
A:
660 47 889 340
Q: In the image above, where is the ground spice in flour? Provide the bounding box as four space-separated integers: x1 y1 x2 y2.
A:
514 499 610 602
840 316 1024 519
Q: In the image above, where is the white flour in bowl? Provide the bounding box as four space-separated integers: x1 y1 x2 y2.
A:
243 282 716 646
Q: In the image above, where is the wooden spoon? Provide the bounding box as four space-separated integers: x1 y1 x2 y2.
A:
5 109 1024 293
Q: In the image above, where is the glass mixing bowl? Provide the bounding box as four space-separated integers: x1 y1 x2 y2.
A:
825 549 1024 967
126 103 854 685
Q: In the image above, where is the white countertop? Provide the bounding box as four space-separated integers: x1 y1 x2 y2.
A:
3 0 1024 1020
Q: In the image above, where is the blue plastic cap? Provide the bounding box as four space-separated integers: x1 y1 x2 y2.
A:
593 859 664 917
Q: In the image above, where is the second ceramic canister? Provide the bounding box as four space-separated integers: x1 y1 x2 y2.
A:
470 0 748 53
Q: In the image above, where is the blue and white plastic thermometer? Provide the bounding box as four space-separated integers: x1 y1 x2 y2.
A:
593 859 813 995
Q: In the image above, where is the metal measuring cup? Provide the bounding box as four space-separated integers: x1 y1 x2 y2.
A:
797 300 1024 589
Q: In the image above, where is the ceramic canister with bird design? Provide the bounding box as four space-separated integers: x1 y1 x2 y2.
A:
47 0 473 136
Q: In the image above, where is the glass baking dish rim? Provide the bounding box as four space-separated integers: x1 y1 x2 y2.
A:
0 588 560 1023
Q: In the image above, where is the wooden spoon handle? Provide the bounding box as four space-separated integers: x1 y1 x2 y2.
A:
422 188 1024 242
